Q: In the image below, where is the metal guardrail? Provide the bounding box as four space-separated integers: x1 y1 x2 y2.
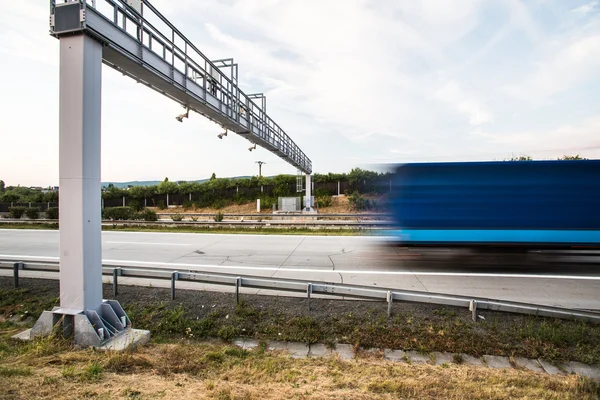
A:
0 219 392 228
2 258 599 324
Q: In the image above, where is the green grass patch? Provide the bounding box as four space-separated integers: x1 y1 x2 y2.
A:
0 366 32 377
0 221 371 236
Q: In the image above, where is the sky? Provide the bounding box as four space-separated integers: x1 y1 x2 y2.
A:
1 0 599 187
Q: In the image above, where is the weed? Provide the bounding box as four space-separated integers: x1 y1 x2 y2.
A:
42 376 58 385
453 353 464 364
171 214 185 222
61 365 76 379
217 326 239 342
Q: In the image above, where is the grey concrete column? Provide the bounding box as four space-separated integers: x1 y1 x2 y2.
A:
58 34 103 312
305 174 312 210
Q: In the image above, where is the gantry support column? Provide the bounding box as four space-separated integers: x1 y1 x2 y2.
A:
304 174 313 212
58 34 103 312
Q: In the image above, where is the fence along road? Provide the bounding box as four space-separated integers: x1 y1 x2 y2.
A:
1 229 599 310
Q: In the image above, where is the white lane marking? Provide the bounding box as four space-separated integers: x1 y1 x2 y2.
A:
105 241 190 246
1 254 599 281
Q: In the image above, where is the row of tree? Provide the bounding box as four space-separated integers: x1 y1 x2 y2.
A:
1 168 388 204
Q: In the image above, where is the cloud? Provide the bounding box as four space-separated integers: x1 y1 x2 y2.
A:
572 1 599 14
433 81 493 125
472 116 600 158
504 32 600 103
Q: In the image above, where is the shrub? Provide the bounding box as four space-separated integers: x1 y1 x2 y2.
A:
171 214 185 222
156 200 167 210
316 196 332 208
24 207 40 219
214 212 224 222
348 192 371 211
45 207 59 220
183 200 194 209
9 207 26 219
128 199 144 212
190 216 198 222
102 207 134 221
212 199 228 210
136 208 157 221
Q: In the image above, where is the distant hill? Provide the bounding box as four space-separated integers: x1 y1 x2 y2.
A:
101 176 254 189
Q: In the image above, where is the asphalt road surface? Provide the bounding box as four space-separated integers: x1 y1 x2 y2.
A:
1 229 599 310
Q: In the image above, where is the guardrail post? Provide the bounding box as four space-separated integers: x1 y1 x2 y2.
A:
13 262 23 289
387 291 393 318
470 300 477 322
235 277 242 304
171 271 179 300
112 268 119 297
307 283 312 311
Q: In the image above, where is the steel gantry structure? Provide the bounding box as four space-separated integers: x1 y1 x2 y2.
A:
21 0 314 347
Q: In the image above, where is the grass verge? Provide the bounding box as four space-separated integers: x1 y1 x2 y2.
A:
2 279 600 365
0 339 598 399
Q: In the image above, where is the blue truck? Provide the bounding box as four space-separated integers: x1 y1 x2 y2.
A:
389 160 600 248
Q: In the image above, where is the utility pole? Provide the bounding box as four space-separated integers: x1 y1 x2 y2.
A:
255 161 266 177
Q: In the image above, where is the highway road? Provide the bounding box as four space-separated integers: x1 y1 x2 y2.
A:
1 229 599 310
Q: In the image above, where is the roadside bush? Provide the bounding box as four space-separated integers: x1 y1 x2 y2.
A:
171 214 185 222
348 192 372 211
45 207 59 220
212 199 229 210
128 199 144 212
183 200 194 209
316 196 332 208
9 207 26 219
102 207 134 221
214 212 224 222
136 208 157 221
156 200 167 210
24 207 40 219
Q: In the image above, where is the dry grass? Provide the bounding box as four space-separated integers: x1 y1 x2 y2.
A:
1 340 598 400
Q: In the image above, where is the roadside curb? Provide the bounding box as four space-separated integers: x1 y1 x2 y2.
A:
233 337 600 381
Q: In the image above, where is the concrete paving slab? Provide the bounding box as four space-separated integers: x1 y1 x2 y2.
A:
538 359 564 375
513 357 544 373
384 349 407 362
407 351 430 364
483 355 512 369
287 342 309 358
96 329 150 351
233 338 246 348
309 343 333 358
333 344 355 360
432 351 455 366
267 340 287 352
461 354 485 367
565 362 600 380
243 339 260 350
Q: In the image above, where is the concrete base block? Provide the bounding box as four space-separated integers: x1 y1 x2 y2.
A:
243 339 260 350
309 343 333 358
407 351 430 364
95 329 150 351
514 357 544 373
384 349 407 362
12 328 33 341
483 355 512 369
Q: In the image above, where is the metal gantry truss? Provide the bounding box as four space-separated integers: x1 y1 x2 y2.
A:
50 0 312 173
